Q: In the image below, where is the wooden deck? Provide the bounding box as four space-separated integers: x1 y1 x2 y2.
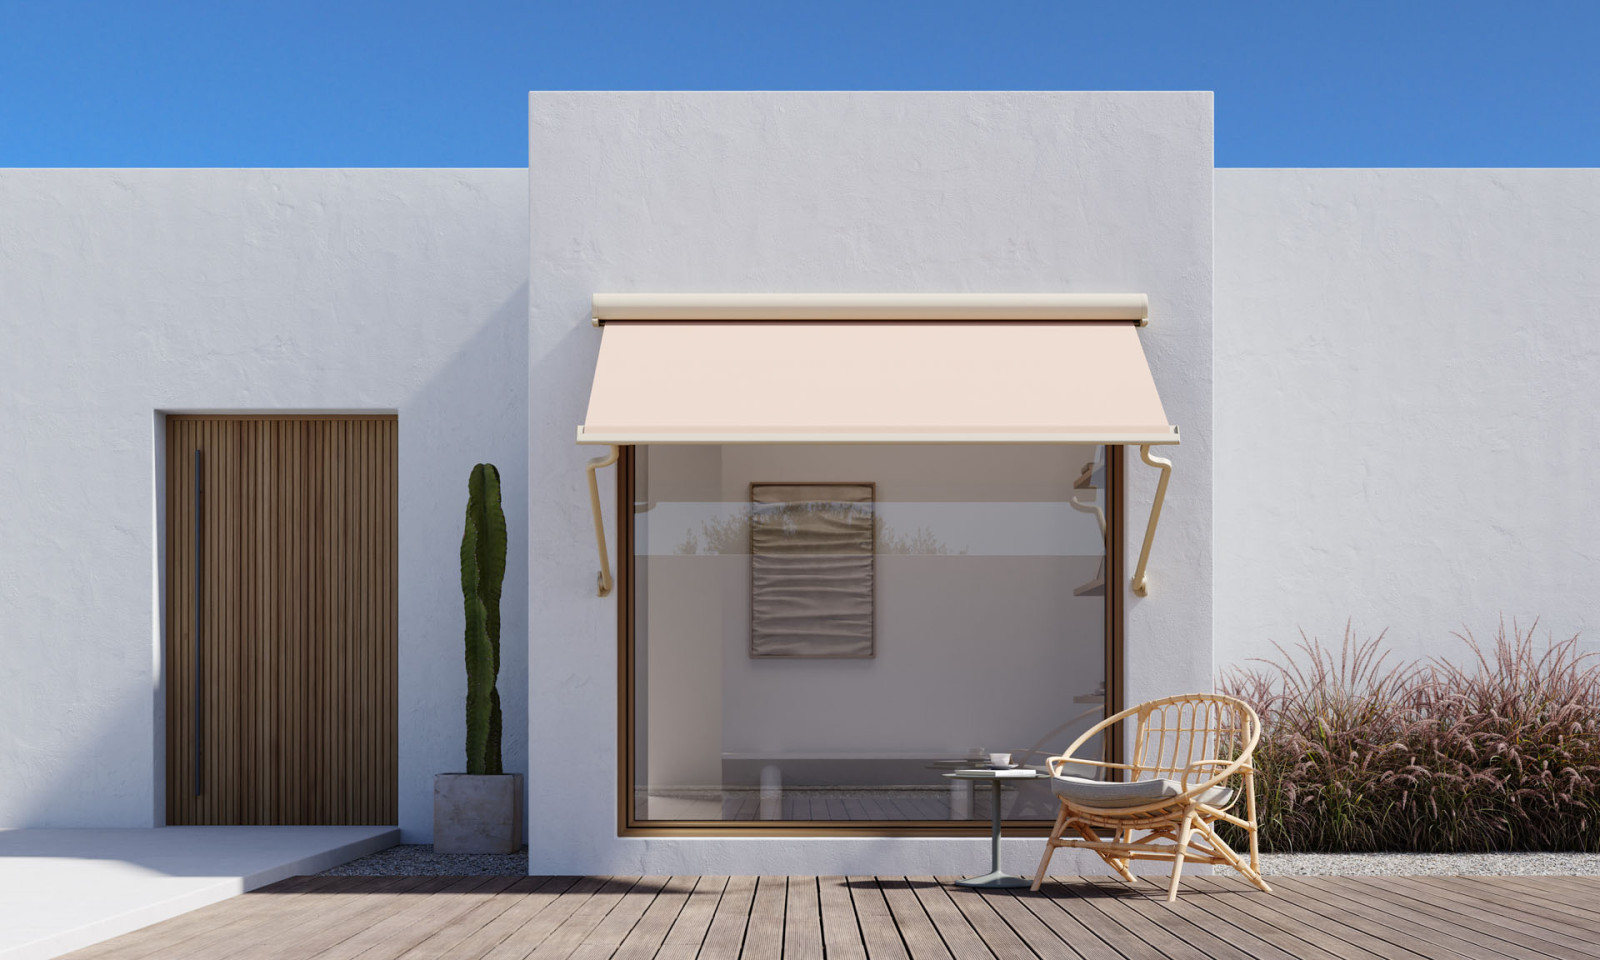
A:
62 873 1600 960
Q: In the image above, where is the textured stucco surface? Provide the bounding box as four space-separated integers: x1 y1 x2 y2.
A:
0 169 529 839
1215 170 1600 671
528 91 1214 875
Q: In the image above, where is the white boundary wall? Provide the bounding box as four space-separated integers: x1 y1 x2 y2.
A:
0 170 529 839
527 91 1215 875
1215 169 1600 670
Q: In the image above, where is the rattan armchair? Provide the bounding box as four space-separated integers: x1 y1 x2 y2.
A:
1030 692 1272 901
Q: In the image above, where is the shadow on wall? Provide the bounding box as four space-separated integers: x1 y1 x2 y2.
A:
14 691 153 827
398 281 531 843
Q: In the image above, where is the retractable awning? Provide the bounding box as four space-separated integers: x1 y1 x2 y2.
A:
577 294 1178 598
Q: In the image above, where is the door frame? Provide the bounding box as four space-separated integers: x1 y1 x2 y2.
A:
158 410 400 825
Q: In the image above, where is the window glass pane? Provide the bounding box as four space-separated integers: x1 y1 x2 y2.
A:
632 444 1108 824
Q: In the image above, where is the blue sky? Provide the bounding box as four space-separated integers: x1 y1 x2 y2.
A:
2 1 1595 167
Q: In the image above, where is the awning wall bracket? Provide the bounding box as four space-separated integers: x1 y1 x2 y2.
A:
586 445 621 598
1131 444 1173 598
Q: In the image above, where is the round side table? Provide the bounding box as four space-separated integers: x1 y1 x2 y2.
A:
943 768 1044 888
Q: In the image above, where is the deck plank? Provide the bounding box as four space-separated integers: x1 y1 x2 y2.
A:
1053 877 1218 960
697 874 756 960
1183 874 1420 960
60 875 346 960
310 876 517 960
1358 875 1600 959
1073 874 1286 960
1502 874 1600 893
195 876 461 960
877 877 954 960
64 876 416 960
654 876 726 960
1481 873 1600 913
429 876 588 960
740 876 787 960
1020 879 1175 960
783 877 824 960
565 876 669 960
1189 875 1446 960
972 886 1105 960
609 876 697 960
61 875 407 960
1269 876 1504 960
506 876 644 960
817 877 867 960
1299 876 1565 960
1152 876 1350 960
931 878 1036 960
844 877 911 960
385 877 550 960
906 877 997 960
1439 875 1600 932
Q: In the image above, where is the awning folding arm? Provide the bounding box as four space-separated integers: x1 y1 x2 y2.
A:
1131 444 1173 598
586 445 621 598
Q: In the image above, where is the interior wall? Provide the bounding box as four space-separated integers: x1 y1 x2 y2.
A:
714 445 1103 762
0 169 529 840
529 91 1215 875
1215 169 1600 671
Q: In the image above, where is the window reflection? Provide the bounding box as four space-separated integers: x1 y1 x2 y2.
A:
631 444 1110 824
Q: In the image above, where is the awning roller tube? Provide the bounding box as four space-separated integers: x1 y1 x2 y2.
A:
592 292 1149 324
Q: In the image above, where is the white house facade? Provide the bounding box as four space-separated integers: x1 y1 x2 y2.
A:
0 92 1594 878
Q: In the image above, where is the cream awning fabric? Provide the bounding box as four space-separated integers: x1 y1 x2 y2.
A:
577 321 1178 446
578 294 1180 599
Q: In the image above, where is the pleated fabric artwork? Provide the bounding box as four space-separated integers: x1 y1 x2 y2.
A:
749 482 875 658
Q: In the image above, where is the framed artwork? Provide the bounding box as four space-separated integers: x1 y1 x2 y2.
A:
748 482 875 658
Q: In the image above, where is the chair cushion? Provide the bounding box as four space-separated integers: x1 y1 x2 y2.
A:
1051 775 1234 810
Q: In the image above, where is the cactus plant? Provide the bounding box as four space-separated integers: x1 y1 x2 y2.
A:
461 463 507 776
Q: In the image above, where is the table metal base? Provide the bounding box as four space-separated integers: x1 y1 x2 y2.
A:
955 870 1032 888
956 777 1035 888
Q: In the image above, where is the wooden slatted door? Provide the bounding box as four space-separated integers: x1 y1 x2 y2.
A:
165 414 398 825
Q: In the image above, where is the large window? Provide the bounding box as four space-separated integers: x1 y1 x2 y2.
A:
620 443 1119 832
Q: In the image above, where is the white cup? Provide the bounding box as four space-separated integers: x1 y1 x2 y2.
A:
989 752 1012 767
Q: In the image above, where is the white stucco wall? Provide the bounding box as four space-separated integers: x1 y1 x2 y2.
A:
0 169 529 840
528 91 1214 875
1215 169 1600 670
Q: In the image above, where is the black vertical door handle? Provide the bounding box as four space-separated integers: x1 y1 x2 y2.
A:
193 448 203 797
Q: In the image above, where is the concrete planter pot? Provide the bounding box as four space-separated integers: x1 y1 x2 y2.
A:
433 773 524 854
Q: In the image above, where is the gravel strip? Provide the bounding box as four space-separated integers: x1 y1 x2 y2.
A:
1259 852 1600 875
320 843 528 876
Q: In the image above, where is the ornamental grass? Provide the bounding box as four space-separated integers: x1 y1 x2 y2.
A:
1218 619 1600 853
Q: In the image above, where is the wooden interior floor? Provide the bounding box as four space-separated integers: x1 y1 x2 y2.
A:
644 784 1058 822
62 873 1600 960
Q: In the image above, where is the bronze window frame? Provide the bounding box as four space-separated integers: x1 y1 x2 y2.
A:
616 443 1125 837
